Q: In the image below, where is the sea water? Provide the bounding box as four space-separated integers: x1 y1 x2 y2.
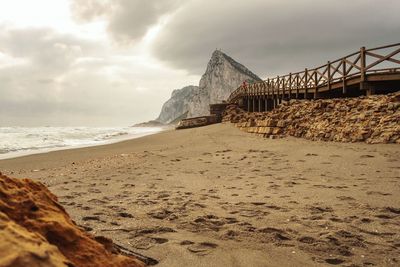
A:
0 126 163 159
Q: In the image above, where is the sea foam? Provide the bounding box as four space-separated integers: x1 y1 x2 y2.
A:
0 126 163 159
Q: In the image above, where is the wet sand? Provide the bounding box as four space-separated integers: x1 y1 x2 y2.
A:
1 123 399 266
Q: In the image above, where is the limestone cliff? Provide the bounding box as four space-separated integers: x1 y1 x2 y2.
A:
156 85 198 124
188 50 261 117
156 50 261 122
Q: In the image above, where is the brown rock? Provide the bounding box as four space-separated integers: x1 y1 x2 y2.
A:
222 91 400 144
0 211 70 267
0 174 144 267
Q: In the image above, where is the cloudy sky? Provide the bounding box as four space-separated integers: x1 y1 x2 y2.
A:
0 0 399 126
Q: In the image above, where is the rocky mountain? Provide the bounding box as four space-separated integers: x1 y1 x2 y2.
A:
156 85 198 124
156 50 261 123
188 50 261 117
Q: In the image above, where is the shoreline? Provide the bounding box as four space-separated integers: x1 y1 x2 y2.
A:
0 123 399 266
0 127 168 161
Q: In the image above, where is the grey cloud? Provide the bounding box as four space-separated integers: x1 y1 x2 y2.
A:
70 0 111 22
0 26 197 126
151 0 400 77
0 28 99 73
71 0 184 42
0 27 114 125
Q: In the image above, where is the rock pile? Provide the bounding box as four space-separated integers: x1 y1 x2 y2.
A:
223 92 400 144
0 173 144 267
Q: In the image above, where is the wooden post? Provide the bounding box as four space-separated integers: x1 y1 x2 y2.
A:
288 73 292 100
271 78 275 102
282 76 286 101
360 46 366 90
262 82 266 96
327 61 331 91
264 97 267 112
314 71 318 99
296 74 299 98
256 96 260 112
360 46 373 95
247 97 250 112
276 76 280 103
342 59 347 94
304 68 308 99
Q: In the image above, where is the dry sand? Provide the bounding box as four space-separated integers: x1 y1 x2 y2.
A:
0 123 399 267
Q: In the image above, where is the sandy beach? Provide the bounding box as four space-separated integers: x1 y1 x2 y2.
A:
0 123 399 267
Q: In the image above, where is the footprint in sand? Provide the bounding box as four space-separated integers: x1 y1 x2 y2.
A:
147 209 176 220
258 227 292 242
360 154 375 158
336 196 355 201
151 237 169 244
82 215 101 221
325 258 345 265
297 236 316 244
305 153 318 156
118 212 134 218
366 191 392 196
180 240 195 245
383 207 400 214
88 188 101 194
187 242 218 256
309 205 334 214
238 209 269 218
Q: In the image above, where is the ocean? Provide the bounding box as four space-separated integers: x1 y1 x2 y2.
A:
0 126 163 159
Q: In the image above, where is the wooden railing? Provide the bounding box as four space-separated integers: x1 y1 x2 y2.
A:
227 43 400 103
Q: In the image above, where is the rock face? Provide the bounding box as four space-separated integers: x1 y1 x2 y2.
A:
188 50 261 118
0 173 144 267
0 211 70 267
223 92 400 144
156 85 198 124
156 50 261 123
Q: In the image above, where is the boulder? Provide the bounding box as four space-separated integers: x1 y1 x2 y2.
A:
0 174 144 267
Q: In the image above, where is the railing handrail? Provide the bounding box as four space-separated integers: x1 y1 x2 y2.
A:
227 43 400 103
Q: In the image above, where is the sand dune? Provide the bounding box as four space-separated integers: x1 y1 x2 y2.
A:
0 124 399 266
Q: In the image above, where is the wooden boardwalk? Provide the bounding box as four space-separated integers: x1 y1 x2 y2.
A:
227 43 400 112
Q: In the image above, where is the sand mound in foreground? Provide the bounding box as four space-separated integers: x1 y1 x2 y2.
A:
223 91 400 143
0 173 144 267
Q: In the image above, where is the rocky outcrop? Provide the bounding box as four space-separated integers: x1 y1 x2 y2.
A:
156 50 261 123
0 173 144 267
156 85 198 124
223 92 400 144
176 115 218 130
188 50 261 118
0 211 70 267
